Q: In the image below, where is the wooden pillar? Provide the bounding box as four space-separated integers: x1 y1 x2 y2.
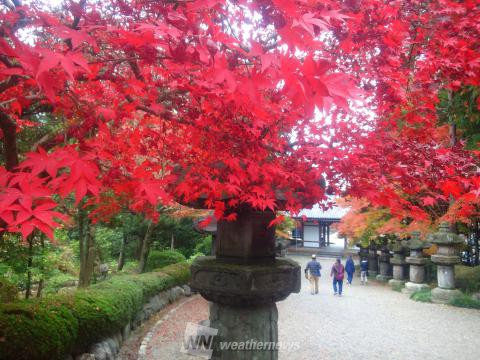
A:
327 224 330 246
323 224 327 246
318 221 322 247
301 220 304 248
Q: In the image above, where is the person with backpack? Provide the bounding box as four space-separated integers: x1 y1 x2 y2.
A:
345 255 355 285
305 254 322 295
360 258 369 285
330 258 345 296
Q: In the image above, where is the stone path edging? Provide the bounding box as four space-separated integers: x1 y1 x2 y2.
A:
137 295 198 360
72 284 191 360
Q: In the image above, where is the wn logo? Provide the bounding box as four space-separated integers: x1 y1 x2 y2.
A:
181 322 218 359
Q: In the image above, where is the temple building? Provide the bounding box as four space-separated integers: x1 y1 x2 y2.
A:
291 205 347 248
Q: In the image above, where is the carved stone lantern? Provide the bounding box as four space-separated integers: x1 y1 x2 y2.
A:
190 204 300 359
368 240 379 277
403 231 430 294
388 237 408 288
376 236 392 282
427 223 464 304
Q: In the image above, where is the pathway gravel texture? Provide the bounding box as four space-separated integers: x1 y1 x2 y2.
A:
134 256 480 360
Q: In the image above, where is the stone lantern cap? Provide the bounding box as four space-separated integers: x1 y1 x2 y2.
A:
406 231 430 250
427 222 463 245
190 256 301 307
388 238 408 253
355 242 369 250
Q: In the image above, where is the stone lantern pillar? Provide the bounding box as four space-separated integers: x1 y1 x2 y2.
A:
356 243 369 262
403 231 430 294
190 205 300 359
388 237 408 288
368 240 379 277
376 238 392 282
428 223 464 304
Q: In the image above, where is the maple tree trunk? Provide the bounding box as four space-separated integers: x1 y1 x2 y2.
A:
36 234 45 298
117 232 127 271
78 207 86 287
36 279 44 298
78 209 96 288
25 235 33 299
138 221 154 274
449 123 457 147
0 112 19 171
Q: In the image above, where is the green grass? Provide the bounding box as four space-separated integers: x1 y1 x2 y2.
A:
449 294 480 309
391 283 404 292
410 289 432 303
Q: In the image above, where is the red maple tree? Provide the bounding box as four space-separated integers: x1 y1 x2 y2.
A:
0 0 479 239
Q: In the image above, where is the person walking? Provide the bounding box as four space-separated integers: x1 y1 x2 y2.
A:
360 257 369 285
345 255 355 285
305 254 321 295
330 258 345 296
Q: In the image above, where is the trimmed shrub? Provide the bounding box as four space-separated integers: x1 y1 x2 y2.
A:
455 265 480 294
0 262 190 360
145 250 186 272
158 262 191 285
0 277 17 303
0 296 79 360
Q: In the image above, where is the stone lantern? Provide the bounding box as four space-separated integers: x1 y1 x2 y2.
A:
356 243 369 262
427 223 464 304
190 204 300 359
403 231 430 294
368 240 379 277
388 237 408 288
376 237 392 282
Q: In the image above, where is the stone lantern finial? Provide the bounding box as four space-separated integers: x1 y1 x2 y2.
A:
427 222 463 246
407 231 430 251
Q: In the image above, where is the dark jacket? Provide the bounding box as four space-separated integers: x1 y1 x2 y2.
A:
345 258 355 274
305 260 322 277
360 259 369 272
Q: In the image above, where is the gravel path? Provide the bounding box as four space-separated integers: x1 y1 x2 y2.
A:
134 256 480 360
279 256 480 360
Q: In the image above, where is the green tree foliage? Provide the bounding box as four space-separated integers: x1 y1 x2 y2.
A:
437 86 480 149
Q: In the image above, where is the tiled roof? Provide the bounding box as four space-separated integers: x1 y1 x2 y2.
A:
290 204 348 220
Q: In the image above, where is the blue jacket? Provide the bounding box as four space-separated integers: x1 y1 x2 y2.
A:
305 260 322 277
360 259 369 271
345 258 355 274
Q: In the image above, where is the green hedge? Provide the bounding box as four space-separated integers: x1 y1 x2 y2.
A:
145 250 186 272
455 265 480 294
0 262 190 360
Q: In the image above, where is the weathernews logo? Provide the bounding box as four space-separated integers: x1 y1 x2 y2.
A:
181 322 218 358
181 322 299 359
